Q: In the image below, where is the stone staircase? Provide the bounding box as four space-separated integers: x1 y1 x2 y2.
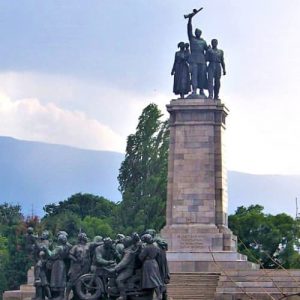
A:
215 270 300 300
167 272 221 300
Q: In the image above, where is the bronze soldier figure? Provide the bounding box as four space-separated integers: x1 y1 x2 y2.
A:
139 234 163 300
206 39 226 100
187 11 208 96
113 237 139 300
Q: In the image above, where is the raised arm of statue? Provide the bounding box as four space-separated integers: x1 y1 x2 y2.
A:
187 17 193 40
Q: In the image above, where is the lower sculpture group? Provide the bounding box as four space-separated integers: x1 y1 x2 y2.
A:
171 11 226 100
25 228 170 300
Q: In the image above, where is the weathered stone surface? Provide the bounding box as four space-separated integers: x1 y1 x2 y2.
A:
3 288 34 300
161 98 258 272
216 269 300 299
167 272 220 300
163 99 229 229
3 267 35 300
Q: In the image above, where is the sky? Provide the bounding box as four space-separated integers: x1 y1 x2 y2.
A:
0 0 299 175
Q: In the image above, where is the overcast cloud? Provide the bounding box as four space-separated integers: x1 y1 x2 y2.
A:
0 0 299 174
0 90 124 152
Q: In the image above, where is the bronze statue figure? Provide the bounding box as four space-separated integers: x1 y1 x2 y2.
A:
171 7 227 100
171 42 191 98
187 10 208 97
25 228 170 300
49 234 69 300
113 236 140 300
65 233 91 300
34 250 52 300
139 234 163 300
206 39 226 100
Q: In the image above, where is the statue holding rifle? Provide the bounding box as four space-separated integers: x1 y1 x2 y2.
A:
171 8 227 100
186 8 208 97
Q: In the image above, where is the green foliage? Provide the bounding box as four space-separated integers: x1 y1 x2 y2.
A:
81 216 113 238
229 205 300 268
0 235 8 300
43 193 116 220
42 211 82 241
42 193 117 240
5 224 30 290
117 103 169 233
0 204 29 297
0 203 23 229
0 235 8 262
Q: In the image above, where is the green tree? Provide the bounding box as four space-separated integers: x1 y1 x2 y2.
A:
43 193 116 220
229 205 300 268
0 235 8 300
42 193 117 240
5 223 30 290
0 203 23 228
117 103 169 233
41 211 82 241
0 204 30 293
82 216 113 238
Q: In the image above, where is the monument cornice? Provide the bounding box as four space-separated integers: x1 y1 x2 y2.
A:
167 99 229 115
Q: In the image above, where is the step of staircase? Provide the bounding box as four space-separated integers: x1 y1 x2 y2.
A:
215 270 300 300
168 272 221 300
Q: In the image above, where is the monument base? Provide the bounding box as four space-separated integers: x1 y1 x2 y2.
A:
161 224 237 252
3 267 35 300
167 251 259 272
161 225 259 272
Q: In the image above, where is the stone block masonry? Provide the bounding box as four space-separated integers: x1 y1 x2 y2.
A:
161 98 258 272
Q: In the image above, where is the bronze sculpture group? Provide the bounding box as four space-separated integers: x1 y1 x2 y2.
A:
171 8 226 100
25 228 170 300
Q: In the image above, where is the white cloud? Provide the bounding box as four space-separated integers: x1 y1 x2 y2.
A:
0 91 124 152
0 71 171 150
0 71 300 175
0 71 159 137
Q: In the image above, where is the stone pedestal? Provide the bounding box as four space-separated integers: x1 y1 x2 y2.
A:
3 267 35 300
161 98 258 272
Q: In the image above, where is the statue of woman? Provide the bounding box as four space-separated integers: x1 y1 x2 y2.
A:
171 42 191 98
49 233 69 300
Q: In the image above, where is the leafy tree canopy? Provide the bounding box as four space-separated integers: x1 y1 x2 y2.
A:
0 204 29 296
0 203 23 228
43 193 116 220
82 216 113 238
229 205 300 269
117 103 169 233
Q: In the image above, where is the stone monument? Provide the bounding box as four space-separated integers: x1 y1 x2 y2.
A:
161 8 258 272
160 99 258 272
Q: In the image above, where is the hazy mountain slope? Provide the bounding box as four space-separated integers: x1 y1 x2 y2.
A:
0 136 124 215
0 136 299 217
228 171 300 217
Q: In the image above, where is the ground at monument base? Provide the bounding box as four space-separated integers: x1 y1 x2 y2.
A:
5 269 300 300
166 270 300 300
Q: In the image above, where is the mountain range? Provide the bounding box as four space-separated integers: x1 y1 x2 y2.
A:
0 136 299 217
